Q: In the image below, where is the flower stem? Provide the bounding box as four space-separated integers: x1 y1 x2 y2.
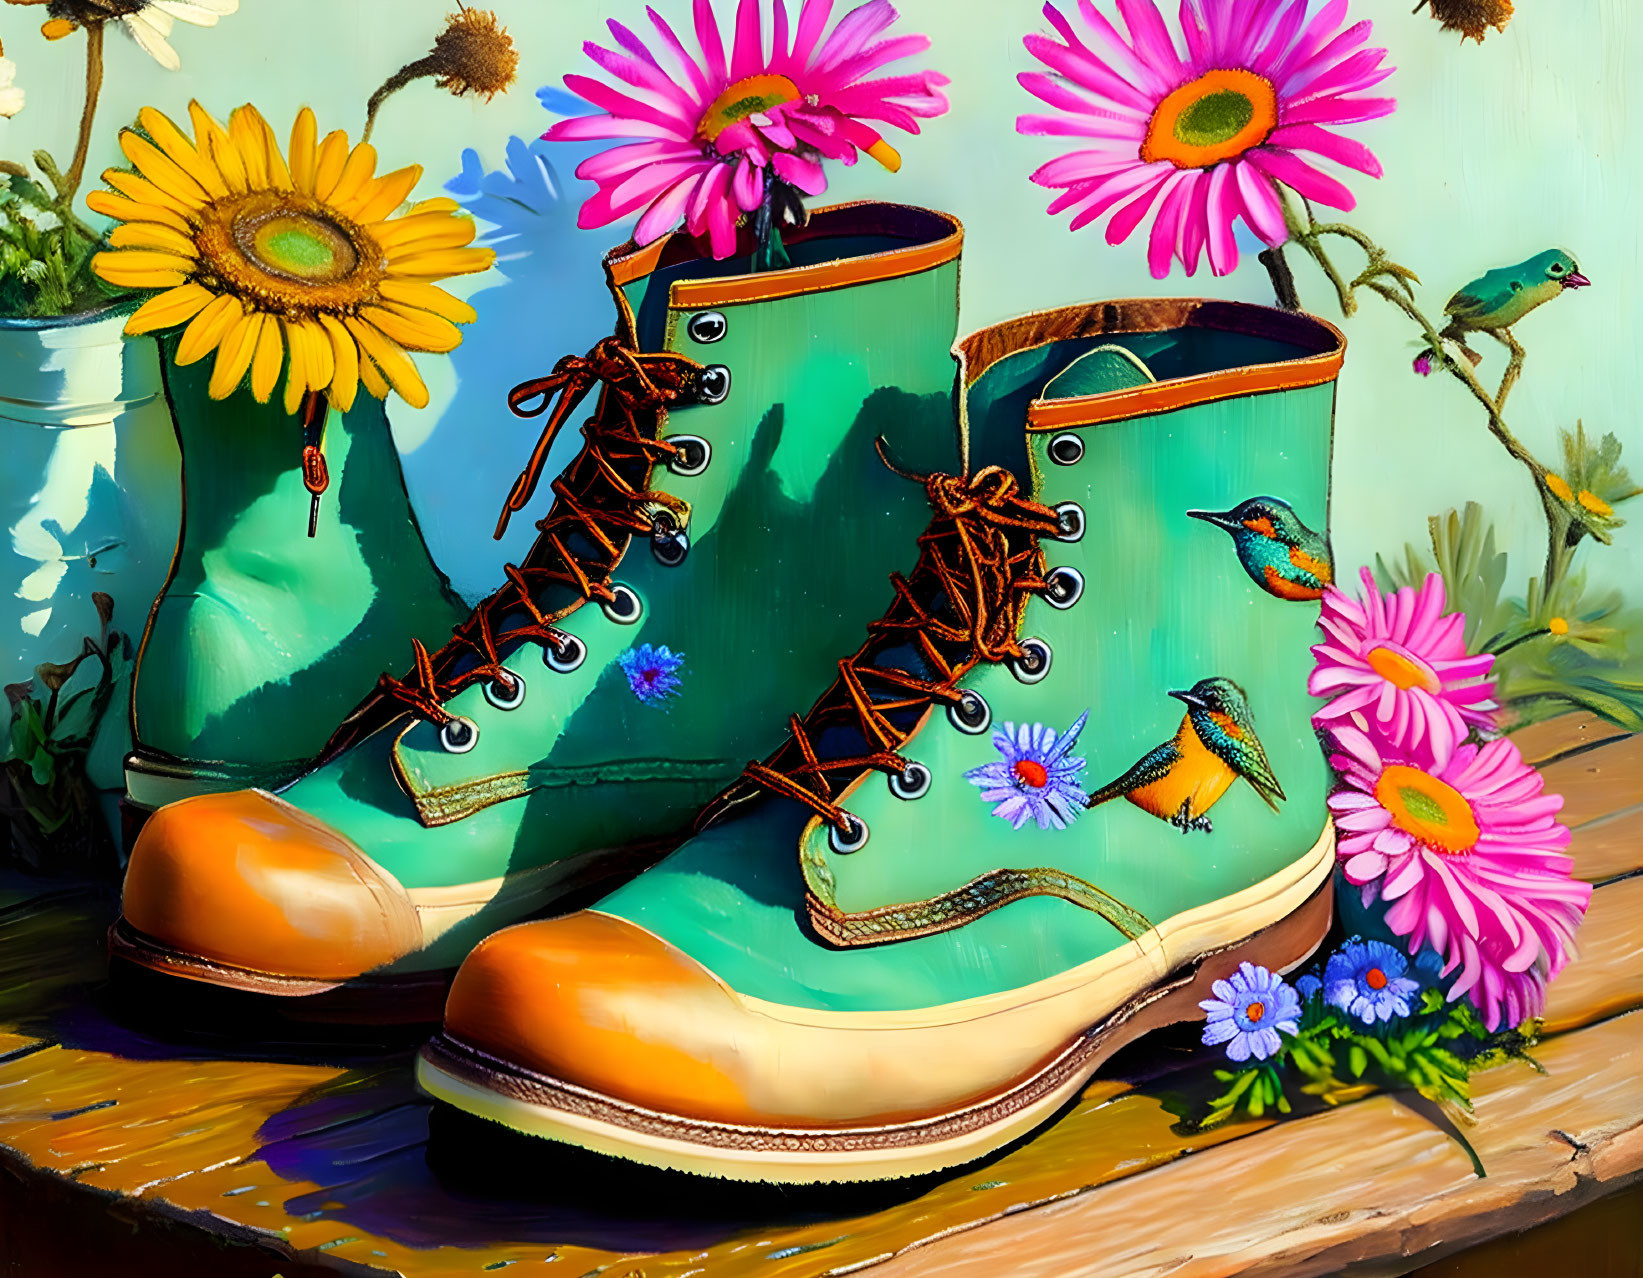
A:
61 21 104 209
1259 245 1301 311
751 166 791 273
362 56 441 144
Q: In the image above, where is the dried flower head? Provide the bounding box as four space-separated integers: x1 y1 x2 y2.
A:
1418 0 1515 43
363 6 518 142
428 7 518 101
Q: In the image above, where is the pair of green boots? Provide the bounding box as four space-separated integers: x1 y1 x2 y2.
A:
117 201 1346 1182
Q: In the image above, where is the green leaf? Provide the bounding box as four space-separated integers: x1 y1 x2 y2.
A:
1348 1043 1368 1078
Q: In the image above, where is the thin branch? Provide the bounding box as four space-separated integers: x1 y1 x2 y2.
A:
61 22 104 207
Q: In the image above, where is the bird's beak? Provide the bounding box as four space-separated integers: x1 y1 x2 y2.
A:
1186 509 1234 530
1169 688 1206 709
1564 272 1592 289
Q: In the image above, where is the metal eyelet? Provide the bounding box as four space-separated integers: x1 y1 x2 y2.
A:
651 515 689 567
697 365 731 405
483 671 526 710
686 311 727 344
888 762 931 801
543 633 587 674
1009 638 1054 684
1043 566 1085 610
1048 433 1085 466
1054 501 1085 543
601 584 643 625
947 689 992 735
440 716 479 754
665 434 712 477
828 813 870 855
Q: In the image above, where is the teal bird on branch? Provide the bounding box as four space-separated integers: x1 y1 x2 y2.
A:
1415 249 1590 375
1086 678 1285 835
1188 497 1333 602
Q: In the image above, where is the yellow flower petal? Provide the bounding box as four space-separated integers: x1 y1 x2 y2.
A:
357 345 390 402
311 130 351 202
92 250 191 289
363 303 461 354
104 168 197 220
118 131 210 208
345 164 423 225
209 312 265 400
249 311 286 403
123 282 214 336
281 319 308 416
228 105 271 189
317 313 359 413
326 142 379 213
378 278 477 325
85 188 193 235
189 100 246 194
295 318 335 392
409 197 461 216
387 246 495 280
346 315 428 409
176 293 244 366
136 106 229 200
259 114 294 192
288 107 318 194
109 221 200 257
372 211 477 252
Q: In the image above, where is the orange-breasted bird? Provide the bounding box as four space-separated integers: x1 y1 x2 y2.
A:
1086 677 1286 835
1188 497 1333 602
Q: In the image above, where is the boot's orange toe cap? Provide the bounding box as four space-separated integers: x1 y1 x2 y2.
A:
122 790 421 983
443 911 755 1122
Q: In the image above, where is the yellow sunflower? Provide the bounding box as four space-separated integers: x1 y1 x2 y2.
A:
91 101 494 414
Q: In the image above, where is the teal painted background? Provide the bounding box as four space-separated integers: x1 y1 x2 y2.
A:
3 0 1634 601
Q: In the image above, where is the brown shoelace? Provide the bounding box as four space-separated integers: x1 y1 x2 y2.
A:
699 466 1063 836
370 336 702 732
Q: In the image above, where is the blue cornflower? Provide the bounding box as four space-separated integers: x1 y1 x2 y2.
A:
963 711 1090 831
1324 938 1420 1025
1295 973 1323 1002
618 644 685 705
1200 962 1302 1062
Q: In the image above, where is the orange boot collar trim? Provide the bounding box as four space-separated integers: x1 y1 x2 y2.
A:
957 299 1346 432
604 201 963 310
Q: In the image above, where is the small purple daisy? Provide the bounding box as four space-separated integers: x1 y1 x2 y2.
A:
618 643 684 706
1324 938 1420 1025
1200 962 1302 1063
963 710 1089 831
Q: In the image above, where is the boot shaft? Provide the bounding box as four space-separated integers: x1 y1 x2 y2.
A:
129 334 467 793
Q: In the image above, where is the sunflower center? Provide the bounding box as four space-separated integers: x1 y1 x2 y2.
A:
1375 764 1482 855
240 211 360 284
196 192 382 316
1142 69 1278 169
1245 1000 1266 1023
697 74 802 143
1365 967 1388 991
1014 759 1049 789
1365 644 1442 693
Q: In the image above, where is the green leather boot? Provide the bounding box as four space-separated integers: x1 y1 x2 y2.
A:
418 299 1347 1182
122 340 469 817
114 202 966 1014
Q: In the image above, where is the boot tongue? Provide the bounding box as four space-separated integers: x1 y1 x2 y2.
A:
1041 345 1156 400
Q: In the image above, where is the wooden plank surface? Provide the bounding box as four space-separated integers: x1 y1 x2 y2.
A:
0 718 1636 1277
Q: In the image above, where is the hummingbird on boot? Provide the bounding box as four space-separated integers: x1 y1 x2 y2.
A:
1086 678 1285 835
1188 498 1333 602
1414 249 1590 374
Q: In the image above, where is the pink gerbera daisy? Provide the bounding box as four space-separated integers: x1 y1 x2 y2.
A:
1327 722 1590 1032
544 0 949 258
1016 0 1396 277
1310 568 1497 759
